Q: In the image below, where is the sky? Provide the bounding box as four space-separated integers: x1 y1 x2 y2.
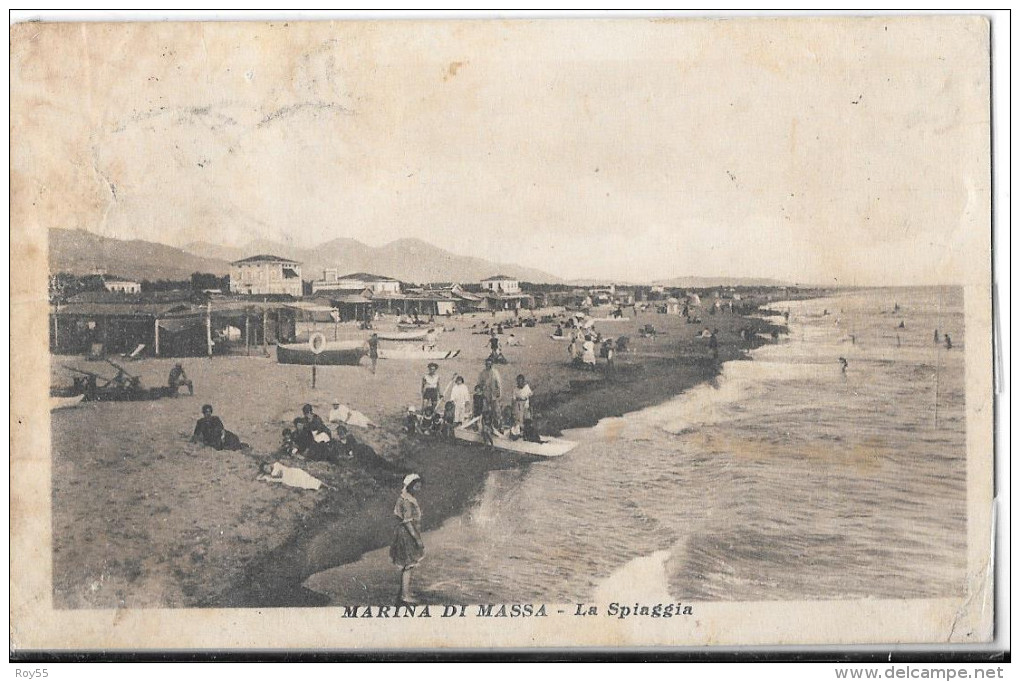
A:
12 16 990 285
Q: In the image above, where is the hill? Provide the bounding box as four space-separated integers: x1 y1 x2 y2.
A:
183 236 561 284
49 229 231 281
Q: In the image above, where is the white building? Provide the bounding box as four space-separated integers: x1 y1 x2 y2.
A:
312 271 401 296
103 279 141 294
480 275 520 294
229 254 303 296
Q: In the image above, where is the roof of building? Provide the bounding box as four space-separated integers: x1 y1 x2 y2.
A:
54 301 197 317
329 295 373 305
231 254 301 265
481 274 517 281
337 272 399 282
283 302 338 314
313 283 373 293
450 290 484 302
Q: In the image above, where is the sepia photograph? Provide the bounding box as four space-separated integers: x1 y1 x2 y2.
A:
10 13 999 655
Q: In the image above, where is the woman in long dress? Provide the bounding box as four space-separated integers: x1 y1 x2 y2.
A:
443 375 472 424
390 473 425 604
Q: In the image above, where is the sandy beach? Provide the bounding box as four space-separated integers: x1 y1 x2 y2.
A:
51 303 788 609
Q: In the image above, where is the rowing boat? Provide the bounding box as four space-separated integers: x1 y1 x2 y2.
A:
276 341 366 366
590 316 630 322
452 422 578 458
50 394 85 411
377 348 461 361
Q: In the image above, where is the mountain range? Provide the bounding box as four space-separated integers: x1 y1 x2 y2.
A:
48 229 563 284
48 228 797 288
180 236 564 284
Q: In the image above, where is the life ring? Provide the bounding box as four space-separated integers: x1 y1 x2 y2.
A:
308 332 327 355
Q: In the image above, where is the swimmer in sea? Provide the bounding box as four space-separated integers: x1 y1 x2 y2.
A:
838 357 849 373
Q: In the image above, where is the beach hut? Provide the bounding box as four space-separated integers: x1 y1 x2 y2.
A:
50 291 206 357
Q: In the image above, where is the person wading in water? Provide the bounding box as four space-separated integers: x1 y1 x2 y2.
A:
390 473 425 605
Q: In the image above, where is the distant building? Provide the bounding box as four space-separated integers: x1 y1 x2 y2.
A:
312 271 401 296
480 275 520 294
103 279 141 294
230 255 302 296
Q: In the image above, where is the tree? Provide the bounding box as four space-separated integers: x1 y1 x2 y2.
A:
190 272 229 291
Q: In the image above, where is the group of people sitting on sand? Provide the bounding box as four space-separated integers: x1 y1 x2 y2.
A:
188 397 388 472
470 316 537 335
406 358 542 444
278 402 375 464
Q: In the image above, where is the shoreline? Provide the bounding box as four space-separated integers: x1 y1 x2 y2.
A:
50 299 807 610
208 310 786 608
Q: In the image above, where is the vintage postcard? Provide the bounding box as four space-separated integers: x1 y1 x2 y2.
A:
10 16 995 653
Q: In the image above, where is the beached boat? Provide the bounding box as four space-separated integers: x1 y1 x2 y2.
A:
276 341 366 366
549 334 567 341
397 323 444 332
377 348 461 361
590 316 631 322
50 394 85 411
452 425 578 458
375 329 429 341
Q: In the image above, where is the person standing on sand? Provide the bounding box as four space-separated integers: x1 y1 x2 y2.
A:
443 374 472 424
421 363 441 412
581 337 597 370
391 473 425 605
367 333 379 374
488 330 501 359
709 329 719 362
511 374 533 432
603 338 616 374
472 384 486 421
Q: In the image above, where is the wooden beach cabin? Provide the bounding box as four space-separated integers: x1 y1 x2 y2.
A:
50 291 308 358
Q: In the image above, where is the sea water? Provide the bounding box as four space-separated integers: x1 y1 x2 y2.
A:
374 287 967 603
